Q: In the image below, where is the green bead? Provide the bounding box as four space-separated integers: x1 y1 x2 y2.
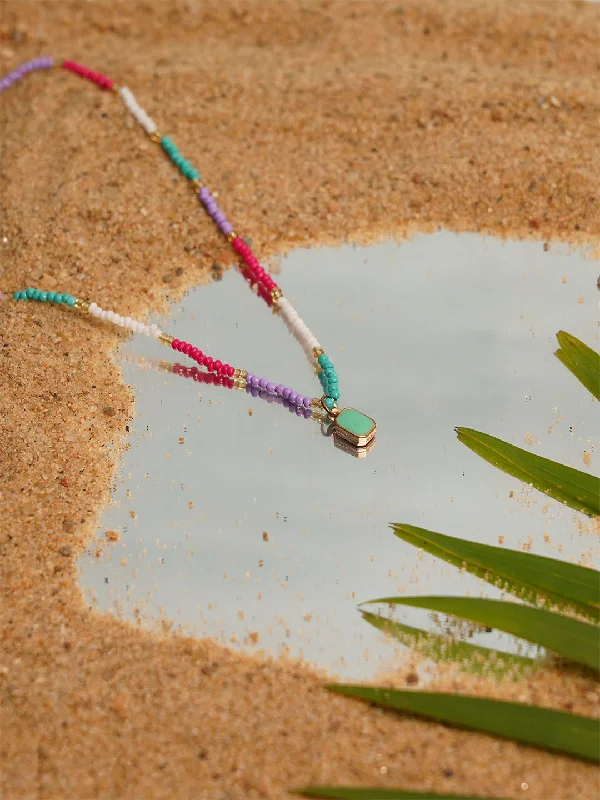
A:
26 288 35 298
323 397 335 410
54 294 63 304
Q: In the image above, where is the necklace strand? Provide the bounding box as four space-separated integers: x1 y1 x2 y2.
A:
3 56 342 414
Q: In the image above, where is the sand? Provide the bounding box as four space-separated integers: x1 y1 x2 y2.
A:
1 1 599 798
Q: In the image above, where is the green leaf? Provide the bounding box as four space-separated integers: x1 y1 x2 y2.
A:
390 524 600 621
362 597 599 671
325 687 600 763
361 610 535 678
555 331 600 401
295 787 504 799
456 428 600 517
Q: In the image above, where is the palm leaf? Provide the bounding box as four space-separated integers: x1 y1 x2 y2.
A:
390 524 599 621
555 331 600 401
325 687 600 763
455 428 600 517
361 610 535 678
296 787 507 799
362 597 599 671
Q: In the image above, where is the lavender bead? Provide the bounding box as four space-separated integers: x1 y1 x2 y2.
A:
251 375 260 388
294 394 304 406
302 396 312 408
275 384 285 395
266 381 276 393
199 187 211 202
281 387 291 399
221 220 233 235
303 408 312 418
258 377 268 390
214 210 226 224
289 391 298 404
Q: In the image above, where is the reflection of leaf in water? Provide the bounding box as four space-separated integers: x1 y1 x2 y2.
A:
361 610 535 679
555 331 600 401
362 597 600 671
391 524 599 622
455 428 600 517
324 686 600 763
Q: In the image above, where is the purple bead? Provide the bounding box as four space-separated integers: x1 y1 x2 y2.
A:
265 393 275 404
258 377 268 390
266 381 276 393
282 387 292 399
199 187 211 201
289 391 298 404
214 211 226 224
251 386 259 397
275 384 285 395
246 372 254 382
221 221 233 236
302 396 312 408
251 375 260 388
303 408 312 419
295 394 304 406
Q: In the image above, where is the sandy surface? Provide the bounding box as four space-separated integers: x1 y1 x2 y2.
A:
1 1 599 798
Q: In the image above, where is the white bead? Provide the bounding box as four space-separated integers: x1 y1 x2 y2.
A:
89 302 98 315
124 316 132 328
149 323 160 339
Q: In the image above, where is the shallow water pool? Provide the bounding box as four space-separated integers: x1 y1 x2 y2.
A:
79 232 599 679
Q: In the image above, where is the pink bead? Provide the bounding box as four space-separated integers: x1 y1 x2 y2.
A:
172 339 180 350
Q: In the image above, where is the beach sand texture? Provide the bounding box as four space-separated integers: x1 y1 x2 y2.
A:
1 1 599 798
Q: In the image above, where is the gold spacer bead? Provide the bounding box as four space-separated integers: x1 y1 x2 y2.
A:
311 397 321 408
159 360 174 372
149 131 163 144
226 231 237 243
75 299 89 312
159 332 174 347
270 287 283 304
313 347 324 359
191 178 203 191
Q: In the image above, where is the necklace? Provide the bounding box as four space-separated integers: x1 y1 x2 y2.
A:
3 56 376 449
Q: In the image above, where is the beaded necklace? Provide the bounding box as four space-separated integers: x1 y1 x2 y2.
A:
3 57 376 449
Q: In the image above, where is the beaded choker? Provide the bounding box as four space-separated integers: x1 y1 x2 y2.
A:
3 57 376 449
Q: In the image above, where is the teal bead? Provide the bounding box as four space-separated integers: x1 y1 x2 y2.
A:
161 136 173 149
189 168 200 181
318 354 328 367
32 289 40 300
18 290 27 300
54 294 63 304
47 291 56 302
26 288 35 298
329 388 340 400
323 397 335 410
67 296 76 307
13 291 20 300
39 291 47 301
325 368 336 379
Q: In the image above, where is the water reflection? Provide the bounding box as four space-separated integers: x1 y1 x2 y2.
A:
79 232 599 679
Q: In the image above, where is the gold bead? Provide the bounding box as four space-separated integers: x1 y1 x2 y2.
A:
226 231 237 243
191 178 203 191
75 299 89 312
159 332 174 346
311 397 321 408
149 131 163 144
270 287 283 304
159 360 174 372
313 347 324 359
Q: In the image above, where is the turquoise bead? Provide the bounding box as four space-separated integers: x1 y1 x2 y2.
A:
161 136 173 149
47 291 56 302
19 291 26 300
318 354 328 367
39 291 47 301
67 296 76 307
329 388 340 400
32 289 40 299
323 397 335 410
26 288 35 298
54 294 63 304
13 291 20 300
189 168 199 180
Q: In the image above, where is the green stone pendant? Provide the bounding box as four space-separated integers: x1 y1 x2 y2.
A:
333 408 376 447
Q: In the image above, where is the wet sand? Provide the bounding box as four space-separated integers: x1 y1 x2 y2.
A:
1 1 599 798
